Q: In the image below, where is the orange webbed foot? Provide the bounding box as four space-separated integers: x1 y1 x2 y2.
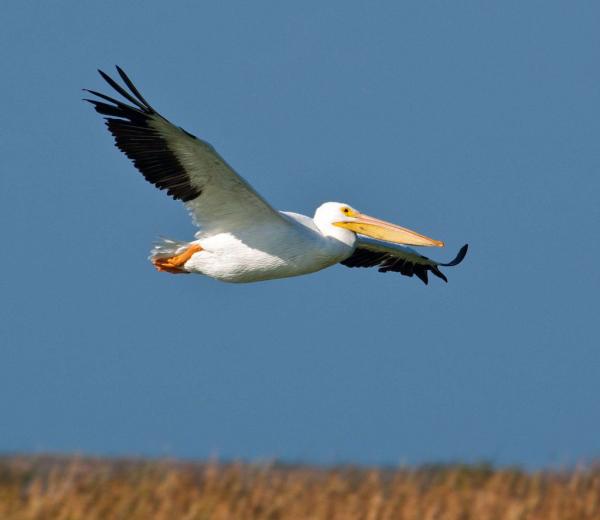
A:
152 244 202 274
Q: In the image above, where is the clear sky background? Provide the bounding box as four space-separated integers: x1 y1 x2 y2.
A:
1 2 598 469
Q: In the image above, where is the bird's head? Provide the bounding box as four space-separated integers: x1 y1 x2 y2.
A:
314 202 444 247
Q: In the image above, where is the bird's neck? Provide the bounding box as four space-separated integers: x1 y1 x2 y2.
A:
314 221 357 249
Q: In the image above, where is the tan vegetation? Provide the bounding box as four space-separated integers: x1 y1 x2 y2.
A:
0 455 599 520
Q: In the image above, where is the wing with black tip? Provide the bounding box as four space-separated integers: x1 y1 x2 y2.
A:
341 238 468 284
85 66 285 234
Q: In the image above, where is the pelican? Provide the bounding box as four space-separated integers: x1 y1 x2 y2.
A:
85 67 467 284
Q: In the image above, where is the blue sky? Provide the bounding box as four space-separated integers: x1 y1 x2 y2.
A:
1 1 599 468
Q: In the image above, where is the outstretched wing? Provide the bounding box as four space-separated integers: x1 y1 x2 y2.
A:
85 66 286 234
341 238 468 285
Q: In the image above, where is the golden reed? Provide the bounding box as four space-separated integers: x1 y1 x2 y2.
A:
0 456 599 520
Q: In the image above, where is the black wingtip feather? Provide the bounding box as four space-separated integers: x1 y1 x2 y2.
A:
430 267 448 283
97 68 149 112
85 67 203 203
414 268 429 285
440 244 469 267
115 65 153 109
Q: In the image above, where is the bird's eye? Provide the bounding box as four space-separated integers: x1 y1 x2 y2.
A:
342 207 350 214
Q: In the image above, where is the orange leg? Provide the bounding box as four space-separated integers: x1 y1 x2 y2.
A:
152 244 203 274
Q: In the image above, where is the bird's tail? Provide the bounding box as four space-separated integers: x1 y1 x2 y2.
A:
149 238 202 274
149 237 191 260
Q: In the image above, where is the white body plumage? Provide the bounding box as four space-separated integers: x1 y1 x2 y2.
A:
159 206 357 283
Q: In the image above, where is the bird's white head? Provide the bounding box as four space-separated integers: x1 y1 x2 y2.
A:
314 201 444 247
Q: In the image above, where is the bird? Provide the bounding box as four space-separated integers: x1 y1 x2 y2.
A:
85 67 468 284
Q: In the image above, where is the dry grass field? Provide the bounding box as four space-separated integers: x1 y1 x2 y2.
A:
1 455 599 520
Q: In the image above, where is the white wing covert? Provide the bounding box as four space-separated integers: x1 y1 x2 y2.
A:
85 66 285 234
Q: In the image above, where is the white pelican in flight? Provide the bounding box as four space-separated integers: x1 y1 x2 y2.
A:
86 67 467 284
